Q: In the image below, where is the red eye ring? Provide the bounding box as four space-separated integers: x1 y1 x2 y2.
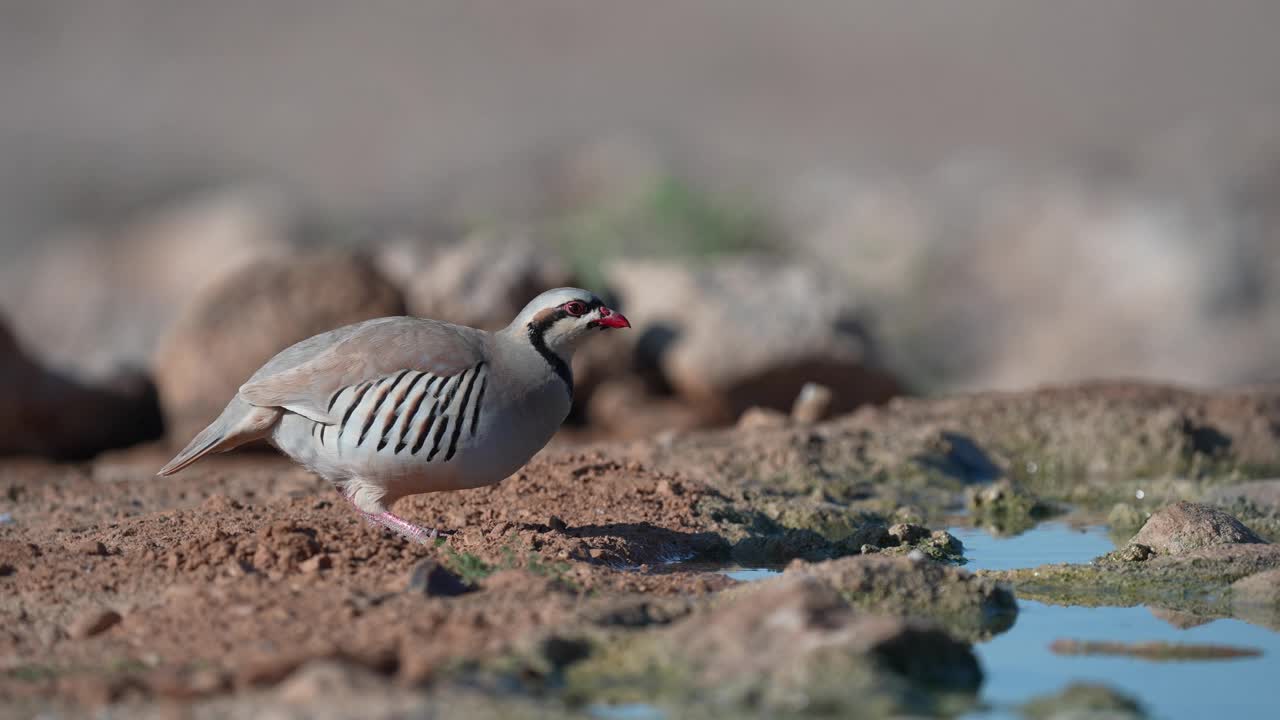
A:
564 301 588 317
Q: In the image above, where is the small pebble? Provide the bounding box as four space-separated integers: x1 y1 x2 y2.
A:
299 554 332 573
790 382 833 424
1115 543 1154 563
405 559 471 597
37 624 64 646
74 540 109 556
888 523 929 545
68 608 123 639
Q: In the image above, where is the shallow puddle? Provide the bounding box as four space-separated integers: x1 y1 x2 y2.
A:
947 521 1115 571
587 702 666 720
618 523 1280 719
721 566 783 582
969 601 1280 720
953 522 1280 720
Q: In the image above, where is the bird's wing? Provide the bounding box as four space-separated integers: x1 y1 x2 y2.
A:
237 317 486 424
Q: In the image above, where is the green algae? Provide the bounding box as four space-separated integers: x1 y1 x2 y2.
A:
966 479 1059 536
562 577 983 719
5 663 59 683
664 386 1280 537
792 559 1017 642
440 544 579 589
698 483 966 568
564 633 966 720
982 545 1280 620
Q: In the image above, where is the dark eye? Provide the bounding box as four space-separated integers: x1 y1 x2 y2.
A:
564 301 587 316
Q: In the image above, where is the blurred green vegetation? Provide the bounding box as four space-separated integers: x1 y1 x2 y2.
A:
442 541 577 588
554 176 772 289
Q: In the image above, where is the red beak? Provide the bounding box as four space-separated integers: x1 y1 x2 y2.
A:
595 308 631 329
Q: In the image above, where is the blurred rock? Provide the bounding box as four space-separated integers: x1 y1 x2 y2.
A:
405 559 472 597
966 479 1055 536
1147 606 1213 630
1231 568 1280 606
276 660 386 704
782 177 933 306
0 187 292 378
1129 502 1266 556
886 523 930 546
569 329 635 421
783 170 1280 395
685 576 981 695
0 313 163 460
585 377 704 440
1231 568 1280 629
67 608 122 639
391 230 573 331
607 257 901 423
154 250 404 443
779 554 1018 640
1021 682 1147 720
735 406 791 431
959 186 1221 392
571 574 981 715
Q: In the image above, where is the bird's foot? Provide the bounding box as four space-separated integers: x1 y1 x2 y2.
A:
365 510 441 545
340 491 443 544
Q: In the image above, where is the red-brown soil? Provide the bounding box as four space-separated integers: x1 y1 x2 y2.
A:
0 442 734 713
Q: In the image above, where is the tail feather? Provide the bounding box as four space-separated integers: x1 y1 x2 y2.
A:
157 397 281 476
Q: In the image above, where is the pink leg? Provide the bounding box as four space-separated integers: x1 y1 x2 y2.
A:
342 493 440 544
373 511 439 543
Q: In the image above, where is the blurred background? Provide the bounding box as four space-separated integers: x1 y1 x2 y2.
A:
4 1 1280 459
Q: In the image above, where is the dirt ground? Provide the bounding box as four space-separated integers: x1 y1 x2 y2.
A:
0 439 741 708
4 380 1280 718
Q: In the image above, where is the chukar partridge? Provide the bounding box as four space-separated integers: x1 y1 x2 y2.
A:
158 287 630 541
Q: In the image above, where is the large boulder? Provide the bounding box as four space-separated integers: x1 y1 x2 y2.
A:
0 188 292 378
1129 501 1266 556
607 257 901 423
154 251 405 442
0 314 162 459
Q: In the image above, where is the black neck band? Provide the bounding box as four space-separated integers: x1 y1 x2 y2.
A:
528 311 574 401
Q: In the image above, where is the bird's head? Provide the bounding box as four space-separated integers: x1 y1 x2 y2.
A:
507 287 630 358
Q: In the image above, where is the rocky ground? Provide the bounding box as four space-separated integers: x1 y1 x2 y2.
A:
3 381 1280 718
